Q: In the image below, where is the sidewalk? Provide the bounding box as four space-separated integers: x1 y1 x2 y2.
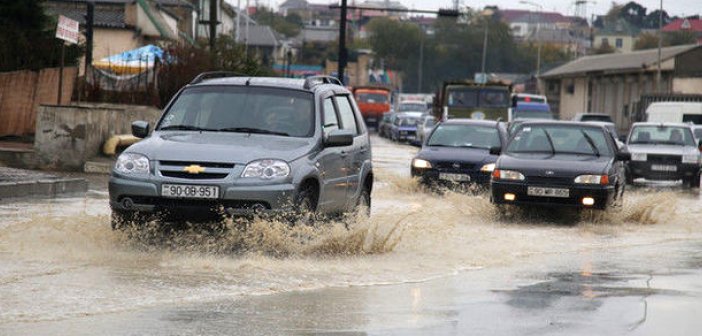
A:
0 166 88 200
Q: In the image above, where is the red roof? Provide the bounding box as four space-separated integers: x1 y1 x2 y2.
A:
662 18 702 32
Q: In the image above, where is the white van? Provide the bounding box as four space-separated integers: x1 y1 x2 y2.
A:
646 102 702 124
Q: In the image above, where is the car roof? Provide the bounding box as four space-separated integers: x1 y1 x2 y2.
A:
440 119 501 127
517 120 607 129
575 112 609 117
631 122 694 128
189 76 349 94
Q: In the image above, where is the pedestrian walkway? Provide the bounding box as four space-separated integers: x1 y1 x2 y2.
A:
0 166 87 200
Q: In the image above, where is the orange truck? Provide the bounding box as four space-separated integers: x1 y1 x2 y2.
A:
352 86 392 129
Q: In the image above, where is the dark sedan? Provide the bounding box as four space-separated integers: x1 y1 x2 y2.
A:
490 121 630 210
411 119 509 187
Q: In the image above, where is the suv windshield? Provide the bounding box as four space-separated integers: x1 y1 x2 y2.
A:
158 86 315 138
428 124 501 149
447 88 510 108
507 125 613 156
629 125 695 146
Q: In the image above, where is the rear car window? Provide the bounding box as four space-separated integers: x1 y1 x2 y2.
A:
161 86 315 137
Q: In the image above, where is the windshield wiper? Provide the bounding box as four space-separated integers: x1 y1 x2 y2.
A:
218 127 290 136
159 125 216 132
580 130 600 157
542 129 556 155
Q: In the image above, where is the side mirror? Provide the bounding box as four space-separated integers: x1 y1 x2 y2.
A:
615 151 631 161
619 135 628 143
131 121 150 138
489 146 502 155
324 129 354 147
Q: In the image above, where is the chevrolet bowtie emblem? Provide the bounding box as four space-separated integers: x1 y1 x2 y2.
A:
183 165 206 174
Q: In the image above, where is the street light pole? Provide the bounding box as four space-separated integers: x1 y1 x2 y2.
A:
338 0 348 85
520 0 543 93
481 15 488 76
656 0 663 92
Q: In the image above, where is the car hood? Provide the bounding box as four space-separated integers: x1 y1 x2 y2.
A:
498 153 612 176
126 131 317 164
417 146 496 165
627 144 698 156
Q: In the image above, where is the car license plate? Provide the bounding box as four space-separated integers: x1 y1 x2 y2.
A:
439 173 471 182
651 164 677 172
527 187 569 198
161 184 219 199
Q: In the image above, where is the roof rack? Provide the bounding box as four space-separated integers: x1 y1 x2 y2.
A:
303 76 342 89
190 71 244 84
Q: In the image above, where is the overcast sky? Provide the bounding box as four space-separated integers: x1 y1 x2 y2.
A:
246 0 698 19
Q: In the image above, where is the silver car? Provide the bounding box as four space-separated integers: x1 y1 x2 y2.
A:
625 122 701 188
109 73 373 227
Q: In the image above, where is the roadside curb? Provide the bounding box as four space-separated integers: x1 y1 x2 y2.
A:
0 167 89 200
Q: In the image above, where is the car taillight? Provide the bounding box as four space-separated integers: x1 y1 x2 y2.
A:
600 175 609 185
492 169 500 180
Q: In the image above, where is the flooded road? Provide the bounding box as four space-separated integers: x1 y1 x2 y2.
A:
1 135 702 335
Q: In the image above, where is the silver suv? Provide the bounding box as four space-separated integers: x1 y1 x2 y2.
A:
109 73 373 227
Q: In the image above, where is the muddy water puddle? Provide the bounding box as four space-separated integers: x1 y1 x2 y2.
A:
0 169 701 324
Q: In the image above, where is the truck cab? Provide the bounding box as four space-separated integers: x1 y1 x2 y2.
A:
434 81 511 121
352 86 392 129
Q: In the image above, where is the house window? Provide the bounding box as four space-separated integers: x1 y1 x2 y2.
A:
615 38 623 48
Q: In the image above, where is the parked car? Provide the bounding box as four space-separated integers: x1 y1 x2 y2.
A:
415 114 437 145
411 119 508 187
378 112 395 138
692 125 702 142
572 113 614 123
625 122 701 187
109 73 373 228
490 121 630 210
390 112 422 142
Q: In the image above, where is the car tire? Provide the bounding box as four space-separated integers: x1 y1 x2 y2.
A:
684 174 700 189
293 184 318 225
356 185 372 218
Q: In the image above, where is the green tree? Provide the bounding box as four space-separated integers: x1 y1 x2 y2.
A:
634 32 660 50
0 0 83 71
251 6 302 38
665 31 698 46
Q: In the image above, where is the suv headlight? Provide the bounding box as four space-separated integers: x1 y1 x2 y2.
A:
412 158 432 169
115 153 150 174
631 153 647 161
492 169 525 181
682 154 700 164
242 159 290 179
574 174 609 185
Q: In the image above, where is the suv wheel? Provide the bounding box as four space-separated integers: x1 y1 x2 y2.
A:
356 185 371 218
625 172 635 185
684 174 700 189
293 184 318 224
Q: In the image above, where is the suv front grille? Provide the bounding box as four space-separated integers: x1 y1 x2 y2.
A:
647 154 681 164
158 161 235 180
435 161 475 172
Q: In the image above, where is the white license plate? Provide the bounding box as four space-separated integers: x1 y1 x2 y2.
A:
161 184 219 199
439 173 471 182
651 164 677 172
527 187 569 198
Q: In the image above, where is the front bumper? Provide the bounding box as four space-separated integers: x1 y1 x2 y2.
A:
627 161 700 181
109 175 296 217
411 168 492 187
491 181 615 210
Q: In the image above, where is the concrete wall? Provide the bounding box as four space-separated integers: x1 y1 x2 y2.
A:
673 78 702 94
558 77 589 120
33 103 161 170
92 29 142 64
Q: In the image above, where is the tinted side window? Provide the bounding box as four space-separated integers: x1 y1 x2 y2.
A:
323 97 339 132
336 95 359 135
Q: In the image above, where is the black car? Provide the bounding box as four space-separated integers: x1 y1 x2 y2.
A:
625 122 701 188
411 119 509 187
490 121 630 210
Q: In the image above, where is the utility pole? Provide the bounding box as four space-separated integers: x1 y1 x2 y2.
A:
656 0 663 92
338 0 348 85
235 0 241 42
417 36 424 92
85 2 94 75
209 0 218 49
